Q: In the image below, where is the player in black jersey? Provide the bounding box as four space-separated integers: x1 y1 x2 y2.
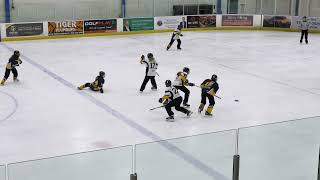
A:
78 71 105 93
198 74 219 116
1 50 22 85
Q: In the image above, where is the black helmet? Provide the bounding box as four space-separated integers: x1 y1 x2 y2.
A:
147 53 153 59
99 71 105 77
165 80 171 87
14 50 20 56
183 67 190 74
211 74 218 82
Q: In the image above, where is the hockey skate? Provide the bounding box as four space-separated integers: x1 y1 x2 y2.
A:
0 79 5 85
205 111 213 116
187 111 193 117
198 103 204 114
166 115 174 122
13 77 19 82
151 86 157 91
183 103 190 108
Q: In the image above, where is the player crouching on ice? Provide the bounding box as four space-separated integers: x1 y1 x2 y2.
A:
139 53 158 92
173 67 195 107
78 71 105 93
166 25 183 51
198 74 219 116
159 80 192 122
1 50 22 85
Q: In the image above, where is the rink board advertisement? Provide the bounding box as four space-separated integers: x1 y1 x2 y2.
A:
154 16 186 30
84 19 117 33
123 18 154 31
291 16 320 29
263 16 291 28
6 23 44 37
48 21 84 36
222 15 253 26
187 15 216 28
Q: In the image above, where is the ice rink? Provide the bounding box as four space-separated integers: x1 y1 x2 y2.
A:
1 30 320 164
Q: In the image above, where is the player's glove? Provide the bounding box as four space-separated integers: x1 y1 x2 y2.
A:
188 83 195 86
180 34 183 36
158 98 163 103
141 55 145 59
100 89 104 93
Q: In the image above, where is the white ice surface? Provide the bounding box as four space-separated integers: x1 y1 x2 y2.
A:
0 31 320 163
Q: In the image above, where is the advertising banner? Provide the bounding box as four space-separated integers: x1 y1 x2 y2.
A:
222 15 253 26
263 16 291 28
154 16 186 30
84 19 117 33
6 23 43 37
48 21 84 36
123 18 154 31
187 15 216 28
291 16 320 30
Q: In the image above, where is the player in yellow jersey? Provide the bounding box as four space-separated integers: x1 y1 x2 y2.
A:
1 50 22 85
78 71 105 93
198 74 219 116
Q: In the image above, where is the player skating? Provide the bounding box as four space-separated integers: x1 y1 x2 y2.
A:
78 71 105 93
139 53 158 92
166 25 183 51
173 67 195 107
159 80 192 122
300 16 310 44
198 74 219 116
1 50 22 85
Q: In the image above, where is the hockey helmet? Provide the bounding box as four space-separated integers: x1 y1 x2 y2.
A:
14 50 20 56
165 80 172 87
183 67 190 74
99 71 106 77
147 53 154 59
211 74 218 82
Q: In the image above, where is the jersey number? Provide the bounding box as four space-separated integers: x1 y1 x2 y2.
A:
150 63 158 69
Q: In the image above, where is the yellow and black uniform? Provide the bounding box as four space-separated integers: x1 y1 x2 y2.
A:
198 75 219 116
166 25 183 50
78 72 105 93
159 80 192 121
1 51 22 85
173 67 194 107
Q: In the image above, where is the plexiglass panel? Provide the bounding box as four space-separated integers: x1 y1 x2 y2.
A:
239 117 320 180
125 0 154 17
0 165 5 180
8 146 133 180
10 0 120 22
136 130 236 180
